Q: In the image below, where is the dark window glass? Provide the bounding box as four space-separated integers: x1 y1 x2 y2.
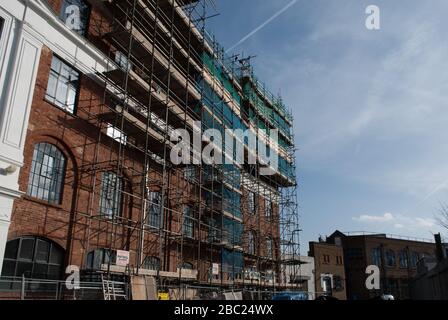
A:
4 239 19 259
27 143 66 204
248 192 256 215
45 55 79 114
143 256 160 271
16 262 33 277
60 0 90 36
266 237 273 258
183 206 194 239
372 247 382 267
385 250 396 267
0 18 4 39
99 172 123 219
1 260 15 277
399 250 408 268
50 246 64 265
35 240 50 262
148 191 161 228
410 252 420 268
181 262 193 270
248 231 256 255
19 238 35 260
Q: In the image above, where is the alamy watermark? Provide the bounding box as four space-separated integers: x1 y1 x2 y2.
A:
365 5 381 30
170 123 280 176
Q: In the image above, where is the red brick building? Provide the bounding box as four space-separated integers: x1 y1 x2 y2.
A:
0 0 298 299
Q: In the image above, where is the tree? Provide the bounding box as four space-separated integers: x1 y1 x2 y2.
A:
437 203 448 230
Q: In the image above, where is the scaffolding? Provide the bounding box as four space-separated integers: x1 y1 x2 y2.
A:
65 0 300 298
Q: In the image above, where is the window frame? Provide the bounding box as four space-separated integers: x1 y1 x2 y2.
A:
183 206 195 239
98 171 123 219
266 237 273 259
265 198 273 220
248 191 256 215
148 191 162 229
45 54 80 115
247 231 256 255
372 247 382 267
1 237 64 280
385 249 396 268
142 256 160 271
27 143 67 205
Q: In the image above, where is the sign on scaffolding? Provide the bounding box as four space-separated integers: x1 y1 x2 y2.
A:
212 263 220 275
116 250 130 267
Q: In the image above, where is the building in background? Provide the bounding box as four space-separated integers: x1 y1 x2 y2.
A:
327 230 437 300
410 233 448 300
309 240 346 300
0 0 299 300
280 255 315 299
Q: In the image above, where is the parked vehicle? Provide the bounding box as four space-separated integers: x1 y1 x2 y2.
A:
272 292 309 301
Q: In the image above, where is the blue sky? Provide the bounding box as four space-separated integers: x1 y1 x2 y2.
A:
206 0 448 249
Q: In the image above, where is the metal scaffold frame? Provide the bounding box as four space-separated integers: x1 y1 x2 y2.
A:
64 0 300 299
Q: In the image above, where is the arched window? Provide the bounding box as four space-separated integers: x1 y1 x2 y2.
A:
27 143 66 204
181 262 194 270
143 256 160 271
410 252 420 268
266 237 273 259
99 172 123 219
147 191 161 228
372 247 382 267
385 250 396 267
265 199 273 220
247 231 256 255
1 237 64 279
248 192 256 215
399 250 408 268
183 206 194 239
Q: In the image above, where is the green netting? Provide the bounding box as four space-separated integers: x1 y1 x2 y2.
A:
202 53 242 106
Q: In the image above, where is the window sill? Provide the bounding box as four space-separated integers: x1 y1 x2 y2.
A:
23 195 64 210
43 97 77 117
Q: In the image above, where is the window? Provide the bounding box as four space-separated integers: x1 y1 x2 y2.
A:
106 124 127 145
45 55 80 114
181 262 194 270
99 172 123 219
266 237 273 259
323 255 330 264
86 248 115 270
385 250 396 267
372 247 382 267
399 250 408 269
248 192 256 215
184 166 197 183
143 256 160 271
247 231 256 255
27 143 66 204
265 199 273 219
60 0 90 35
336 256 343 265
183 206 194 239
148 191 161 228
410 252 420 268
115 51 132 72
1 237 64 279
333 275 344 291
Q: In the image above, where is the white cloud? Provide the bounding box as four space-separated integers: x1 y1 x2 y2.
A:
353 212 394 223
352 212 437 231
